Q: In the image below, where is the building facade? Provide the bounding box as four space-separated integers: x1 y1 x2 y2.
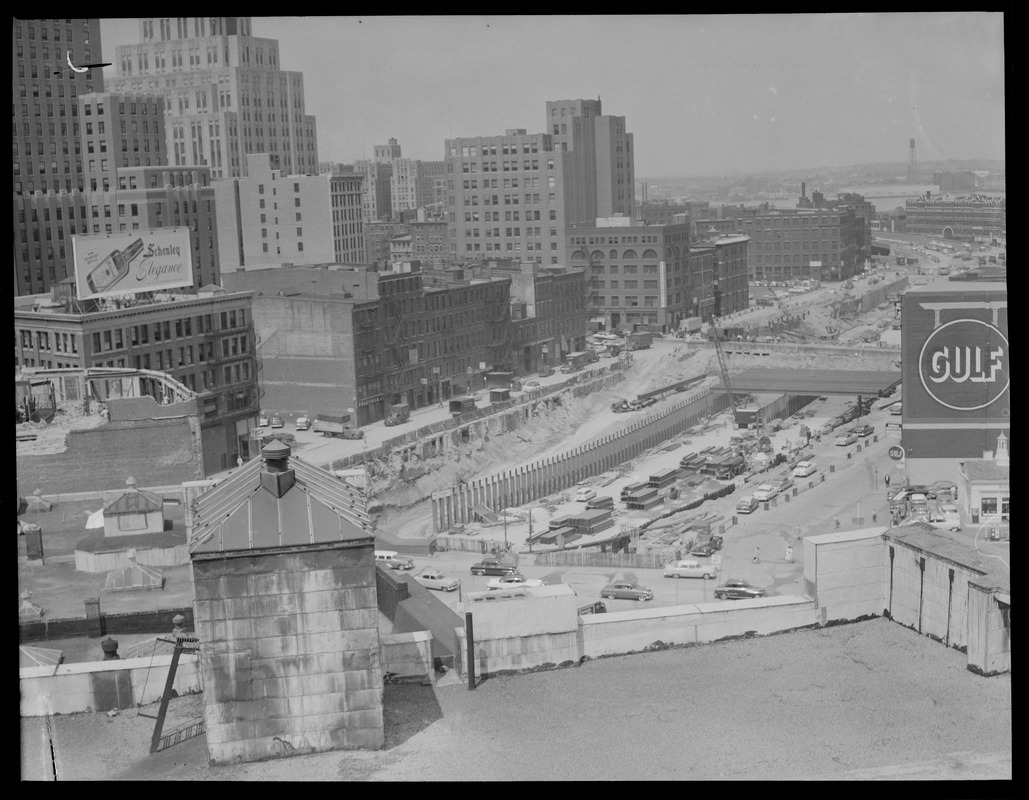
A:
710 234 750 317
445 98 636 267
904 194 1006 242
389 219 447 269
223 264 512 425
567 218 699 330
900 282 1008 489
13 18 105 295
696 206 859 283
391 158 446 214
15 285 261 472
105 17 318 179
352 159 393 222
214 153 364 271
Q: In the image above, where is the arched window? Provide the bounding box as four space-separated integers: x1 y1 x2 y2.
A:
642 248 658 259
609 249 618 260
571 249 586 261
622 249 637 259
590 250 605 262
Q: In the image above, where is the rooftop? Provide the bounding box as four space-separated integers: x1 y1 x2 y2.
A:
960 459 1010 482
886 522 1009 592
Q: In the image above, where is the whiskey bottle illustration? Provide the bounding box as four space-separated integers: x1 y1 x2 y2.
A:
86 238 144 294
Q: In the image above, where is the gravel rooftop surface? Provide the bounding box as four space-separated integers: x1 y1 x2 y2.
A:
21 617 1010 781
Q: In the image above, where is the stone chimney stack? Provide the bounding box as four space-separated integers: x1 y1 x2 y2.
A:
260 440 295 498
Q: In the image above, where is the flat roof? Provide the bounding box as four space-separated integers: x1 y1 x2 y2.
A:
713 368 901 397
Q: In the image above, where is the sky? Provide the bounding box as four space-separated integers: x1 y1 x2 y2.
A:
98 14 1006 177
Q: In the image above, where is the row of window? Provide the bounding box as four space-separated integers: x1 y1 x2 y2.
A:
451 142 541 157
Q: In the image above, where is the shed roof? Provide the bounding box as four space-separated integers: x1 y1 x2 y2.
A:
103 487 164 514
961 459 1010 482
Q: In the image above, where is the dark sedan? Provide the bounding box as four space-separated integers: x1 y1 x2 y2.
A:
714 579 766 600
690 536 724 557
470 559 519 576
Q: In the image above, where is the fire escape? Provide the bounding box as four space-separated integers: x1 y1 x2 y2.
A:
486 289 513 371
379 289 413 401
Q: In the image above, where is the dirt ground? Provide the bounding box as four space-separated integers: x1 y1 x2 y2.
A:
21 617 1011 781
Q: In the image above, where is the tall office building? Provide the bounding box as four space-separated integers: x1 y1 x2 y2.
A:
391 158 446 214
13 18 105 295
215 153 365 271
105 17 318 179
444 98 635 266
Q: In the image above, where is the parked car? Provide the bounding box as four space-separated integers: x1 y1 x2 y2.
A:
414 568 460 592
752 484 779 502
487 573 544 591
585 495 614 510
258 413 270 427
792 461 817 478
594 332 619 341
714 579 767 600
690 536 724 557
374 550 415 571
927 504 962 531
294 415 311 431
774 476 795 494
577 601 608 615
600 580 654 602
834 432 859 446
270 415 284 429
908 493 929 517
852 424 874 437
525 380 541 388
735 495 759 514
470 558 518 577
664 559 718 579
573 487 597 503
890 404 902 416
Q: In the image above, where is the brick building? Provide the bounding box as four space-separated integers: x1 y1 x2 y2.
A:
222 263 512 425
567 217 702 330
14 285 260 472
904 193 1006 242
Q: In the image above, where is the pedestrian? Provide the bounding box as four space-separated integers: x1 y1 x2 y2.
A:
833 514 840 529
884 474 891 488
752 546 761 564
785 545 794 563
872 512 878 524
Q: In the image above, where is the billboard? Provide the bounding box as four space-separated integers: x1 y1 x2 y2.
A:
901 286 1008 459
72 228 194 301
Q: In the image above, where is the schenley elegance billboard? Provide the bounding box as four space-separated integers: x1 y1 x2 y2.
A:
72 228 194 301
901 285 1008 459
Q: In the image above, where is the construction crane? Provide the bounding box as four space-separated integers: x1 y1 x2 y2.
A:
710 316 743 427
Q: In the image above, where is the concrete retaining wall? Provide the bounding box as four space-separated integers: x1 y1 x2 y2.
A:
431 388 715 532
579 596 819 658
74 544 190 573
380 631 435 681
19 653 202 717
966 583 1011 676
803 529 886 622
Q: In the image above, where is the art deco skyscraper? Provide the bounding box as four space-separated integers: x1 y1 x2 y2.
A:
105 17 318 179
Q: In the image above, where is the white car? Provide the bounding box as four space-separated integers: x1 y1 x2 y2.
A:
792 461 817 478
573 488 597 502
594 332 618 341
663 559 718 579
752 484 778 502
414 568 460 592
926 505 962 531
487 574 544 591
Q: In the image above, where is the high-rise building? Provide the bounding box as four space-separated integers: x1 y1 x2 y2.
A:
214 153 364 271
391 158 446 214
105 17 318 179
445 98 635 266
351 159 393 222
13 18 105 295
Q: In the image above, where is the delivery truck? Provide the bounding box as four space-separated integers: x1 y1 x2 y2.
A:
313 413 363 439
625 331 653 350
449 396 476 415
384 403 410 426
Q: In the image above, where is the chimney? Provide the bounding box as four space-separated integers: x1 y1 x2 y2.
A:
260 439 295 497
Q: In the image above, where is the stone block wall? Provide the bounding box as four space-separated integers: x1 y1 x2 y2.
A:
192 543 383 763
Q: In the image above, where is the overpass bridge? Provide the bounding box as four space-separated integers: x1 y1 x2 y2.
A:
712 367 901 398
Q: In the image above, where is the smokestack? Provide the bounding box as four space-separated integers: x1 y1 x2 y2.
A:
801 182 806 199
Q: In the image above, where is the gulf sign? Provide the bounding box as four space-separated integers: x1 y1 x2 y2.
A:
902 288 1008 421
72 228 194 301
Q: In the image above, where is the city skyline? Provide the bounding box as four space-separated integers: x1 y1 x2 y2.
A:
98 14 1006 178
